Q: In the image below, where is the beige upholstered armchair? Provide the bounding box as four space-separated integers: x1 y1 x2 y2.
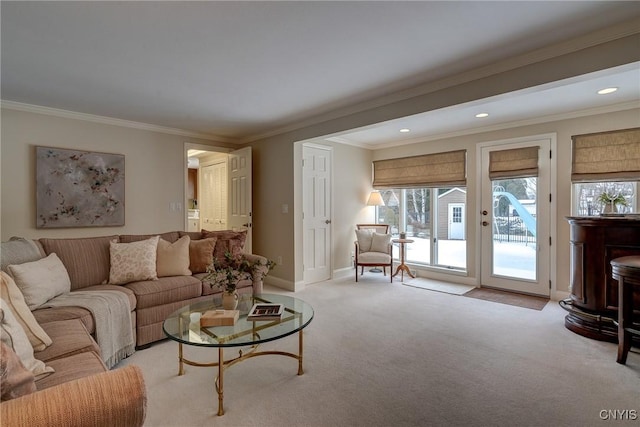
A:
354 224 393 282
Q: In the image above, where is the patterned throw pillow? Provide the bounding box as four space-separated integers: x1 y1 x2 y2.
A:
201 230 247 267
188 237 217 273
109 236 159 285
156 236 192 277
0 341 36 401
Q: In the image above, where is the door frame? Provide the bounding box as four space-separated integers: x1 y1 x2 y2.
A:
476 133 557 297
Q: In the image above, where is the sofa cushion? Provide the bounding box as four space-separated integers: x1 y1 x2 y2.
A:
124 276 202 309
35 350 106 391
0 237 43 272
0 341 36 401
7 253 71 310
32 306 95 336
109 236 159 285
39 236 118 290
119 231 180 244
35 319 100 363
188 237 217 273
201 230 247 267
157 236 191 277
0 300 54 380
0 271 52 351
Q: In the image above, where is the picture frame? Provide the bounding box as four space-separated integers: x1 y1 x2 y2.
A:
36 146 125 228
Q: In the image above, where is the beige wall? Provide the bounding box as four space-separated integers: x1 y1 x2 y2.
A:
0 108 225 240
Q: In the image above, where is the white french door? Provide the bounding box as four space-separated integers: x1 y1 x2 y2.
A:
302 144 332 284
480 138 551 296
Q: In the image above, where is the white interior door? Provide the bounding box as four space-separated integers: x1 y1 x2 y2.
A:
228 147 252 253
200 161 227 232
303 144 332 284
480 139 551 296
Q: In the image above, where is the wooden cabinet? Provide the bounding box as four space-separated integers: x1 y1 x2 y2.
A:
565 216 640 342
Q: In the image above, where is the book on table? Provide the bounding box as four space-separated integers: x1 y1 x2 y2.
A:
247 303 284 320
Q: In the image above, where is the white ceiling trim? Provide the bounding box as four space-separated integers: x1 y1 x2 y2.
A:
333 101 640 150
0 100 240 144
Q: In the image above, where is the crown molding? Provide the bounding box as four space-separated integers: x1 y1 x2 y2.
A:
244 19 640 144
0 100 240 144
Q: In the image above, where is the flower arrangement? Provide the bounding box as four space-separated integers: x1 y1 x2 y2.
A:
597 191 628 213
203 252 275 294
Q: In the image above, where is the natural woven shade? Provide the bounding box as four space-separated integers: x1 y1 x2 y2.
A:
372 150 466 188
571 127 640 182
489 146 539 179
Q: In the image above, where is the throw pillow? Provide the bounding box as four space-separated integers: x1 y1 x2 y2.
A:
156 236 192 277
109 236 160 285
0 341 36 401
0 272 52 351
0 237 43 272
188 237 217 273
7 253 71 310
355 229 374 252
201 230 247 267
0 300 54 380
370 232 391 253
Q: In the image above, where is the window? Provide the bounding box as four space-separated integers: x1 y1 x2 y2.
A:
573 181 637 216
378 187 466 270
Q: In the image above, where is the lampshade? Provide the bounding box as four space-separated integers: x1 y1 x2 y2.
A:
366 191 384 206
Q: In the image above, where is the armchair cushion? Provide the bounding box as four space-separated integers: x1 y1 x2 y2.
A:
358 252 392 264
355 229 374 252
370 233 391 253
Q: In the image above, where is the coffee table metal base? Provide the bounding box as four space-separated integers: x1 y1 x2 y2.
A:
176 330 305 416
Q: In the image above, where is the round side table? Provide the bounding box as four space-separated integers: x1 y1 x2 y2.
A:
392 238 415 282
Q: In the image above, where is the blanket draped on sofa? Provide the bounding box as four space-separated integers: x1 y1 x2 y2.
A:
42 291 135 368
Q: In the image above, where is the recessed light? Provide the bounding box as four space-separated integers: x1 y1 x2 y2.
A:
399 128 410 133
475 113 489 118
597 87 618 95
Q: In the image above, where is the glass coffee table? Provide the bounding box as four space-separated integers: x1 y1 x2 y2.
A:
163 293 314 416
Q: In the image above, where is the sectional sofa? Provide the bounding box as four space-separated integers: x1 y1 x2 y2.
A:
0 229 269 425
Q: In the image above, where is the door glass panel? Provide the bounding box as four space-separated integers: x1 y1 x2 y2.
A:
492 178 537 280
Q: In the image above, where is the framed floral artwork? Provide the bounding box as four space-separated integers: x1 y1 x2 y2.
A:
36 146 125 228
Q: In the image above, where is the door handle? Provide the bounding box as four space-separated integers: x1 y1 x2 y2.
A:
242 223 251 228
482 221 489 226
325 220 331 224
482 210 488 215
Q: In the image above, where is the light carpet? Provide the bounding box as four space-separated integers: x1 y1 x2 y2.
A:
401 276 475 295
118 274 640 427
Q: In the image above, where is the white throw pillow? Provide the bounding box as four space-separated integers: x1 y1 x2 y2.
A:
109 235 159 285
370 233 391 253
0 272 52 351
355 229 374 252
7 253 71 310
156 236 192 277
0 299 54 380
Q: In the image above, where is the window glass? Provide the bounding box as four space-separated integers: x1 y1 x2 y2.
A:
378 187 466 270
573 182 636 216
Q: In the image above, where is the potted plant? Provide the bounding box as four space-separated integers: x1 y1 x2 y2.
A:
597 191 628 214
203 252 275 310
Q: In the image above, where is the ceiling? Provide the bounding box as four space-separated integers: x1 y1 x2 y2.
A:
2 1 639 148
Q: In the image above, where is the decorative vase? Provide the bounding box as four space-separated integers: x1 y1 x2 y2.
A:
603 202 614 214
222 291 238 310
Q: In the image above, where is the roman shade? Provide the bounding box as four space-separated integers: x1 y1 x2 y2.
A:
489 146 539 179
571 128 640 182
372 150 466 188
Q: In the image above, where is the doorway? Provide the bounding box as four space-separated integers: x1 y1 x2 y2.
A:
479 137 553 297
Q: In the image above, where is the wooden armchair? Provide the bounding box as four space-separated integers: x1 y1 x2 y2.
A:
354 224 393 282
